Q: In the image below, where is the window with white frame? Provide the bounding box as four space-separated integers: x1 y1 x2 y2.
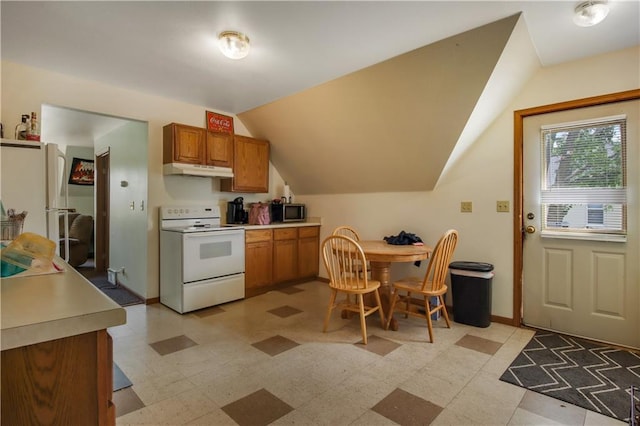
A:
540 115 627 236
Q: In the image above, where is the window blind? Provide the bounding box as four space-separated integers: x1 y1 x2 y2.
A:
540 115 627 234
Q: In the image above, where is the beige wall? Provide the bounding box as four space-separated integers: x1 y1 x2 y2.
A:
1 60 285 299
299 46 640 319
95 121 148 297
2 45 638 313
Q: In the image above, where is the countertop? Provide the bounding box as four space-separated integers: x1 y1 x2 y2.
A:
1 258 126 351
227 219 322 230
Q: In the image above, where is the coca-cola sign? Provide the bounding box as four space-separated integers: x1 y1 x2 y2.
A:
206 111 234 134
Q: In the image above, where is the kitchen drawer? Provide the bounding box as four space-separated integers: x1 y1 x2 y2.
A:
245 229 272 243
273 228 297 240
298 226 319 239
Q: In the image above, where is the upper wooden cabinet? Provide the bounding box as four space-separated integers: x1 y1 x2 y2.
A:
206 131 233 168
163 123 204 165
163 123 234 168
164 124 268 192
220 135 270 193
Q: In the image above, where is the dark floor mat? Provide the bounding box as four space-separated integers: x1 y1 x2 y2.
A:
500 330 640 423
85 274 144 307
113 362 133 391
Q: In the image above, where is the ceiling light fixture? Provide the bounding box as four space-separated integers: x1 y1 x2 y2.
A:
573 1 610 27
218 31 250 60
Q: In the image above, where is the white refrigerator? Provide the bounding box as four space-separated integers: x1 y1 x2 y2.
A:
0 139 69 254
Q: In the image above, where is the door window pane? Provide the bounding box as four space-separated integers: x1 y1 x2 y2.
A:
540 116 626 235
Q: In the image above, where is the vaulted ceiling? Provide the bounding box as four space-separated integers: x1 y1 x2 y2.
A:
239 14 538 193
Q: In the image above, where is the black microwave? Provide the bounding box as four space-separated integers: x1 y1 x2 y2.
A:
270 203 306 222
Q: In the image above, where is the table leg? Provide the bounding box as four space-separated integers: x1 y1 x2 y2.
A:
369 261 398 331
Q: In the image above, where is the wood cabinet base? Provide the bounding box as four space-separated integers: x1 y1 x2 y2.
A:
1 330 114 426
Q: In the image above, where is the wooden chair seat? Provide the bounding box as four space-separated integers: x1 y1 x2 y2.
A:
335 280 382 294
393 277 448 297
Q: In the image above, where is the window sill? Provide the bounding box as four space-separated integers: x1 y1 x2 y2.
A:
541 230 626 243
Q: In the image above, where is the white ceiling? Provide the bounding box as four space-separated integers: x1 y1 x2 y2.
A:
2 1 639 115
40 105 133 147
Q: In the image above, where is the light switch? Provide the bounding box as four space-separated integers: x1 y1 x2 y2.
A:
461 201 472 213
129 201 135 210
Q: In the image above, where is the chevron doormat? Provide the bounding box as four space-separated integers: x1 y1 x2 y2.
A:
500 331 640 422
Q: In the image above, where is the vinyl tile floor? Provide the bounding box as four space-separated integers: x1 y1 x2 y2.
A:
111 281 625 425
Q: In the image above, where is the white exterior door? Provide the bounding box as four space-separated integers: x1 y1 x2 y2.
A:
522 100 639 349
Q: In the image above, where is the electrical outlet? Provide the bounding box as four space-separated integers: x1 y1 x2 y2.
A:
497 200 510 212
460 201 473 213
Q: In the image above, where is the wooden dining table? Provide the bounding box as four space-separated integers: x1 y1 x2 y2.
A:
357 240 432 331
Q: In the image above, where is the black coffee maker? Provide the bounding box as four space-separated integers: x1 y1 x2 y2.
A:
226 197 247 224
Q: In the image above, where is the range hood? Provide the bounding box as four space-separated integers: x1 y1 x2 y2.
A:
163 163 234 178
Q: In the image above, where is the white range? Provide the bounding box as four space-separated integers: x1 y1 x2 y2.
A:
159 205 245 314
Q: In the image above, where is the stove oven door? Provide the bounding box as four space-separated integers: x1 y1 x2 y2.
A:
182 229 245 283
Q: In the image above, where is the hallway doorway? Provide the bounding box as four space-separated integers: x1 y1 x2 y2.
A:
41 104 149 300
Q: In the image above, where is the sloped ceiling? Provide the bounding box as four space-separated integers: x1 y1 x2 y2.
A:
238 14 522 195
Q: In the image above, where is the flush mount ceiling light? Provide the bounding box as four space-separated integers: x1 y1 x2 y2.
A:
218 31 250 60
573 1 610 27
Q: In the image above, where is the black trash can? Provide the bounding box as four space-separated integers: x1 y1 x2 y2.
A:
449 261 494 327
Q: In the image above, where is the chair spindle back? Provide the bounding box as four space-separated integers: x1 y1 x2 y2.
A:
421 229 458 292
331 225 362 241
322 235 370 291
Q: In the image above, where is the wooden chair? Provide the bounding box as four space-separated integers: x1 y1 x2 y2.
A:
332 225 362 241
385 229 458 343
332 225 370 277
321 235 385 344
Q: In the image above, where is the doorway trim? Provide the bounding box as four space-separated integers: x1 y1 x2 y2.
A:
512 88 640 327
95 149 110 273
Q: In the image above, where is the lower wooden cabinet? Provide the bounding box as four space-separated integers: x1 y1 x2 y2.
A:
273 228 298 283
298 226 320 278
1 329 115 426
245 229 273 289
245 226 320 295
